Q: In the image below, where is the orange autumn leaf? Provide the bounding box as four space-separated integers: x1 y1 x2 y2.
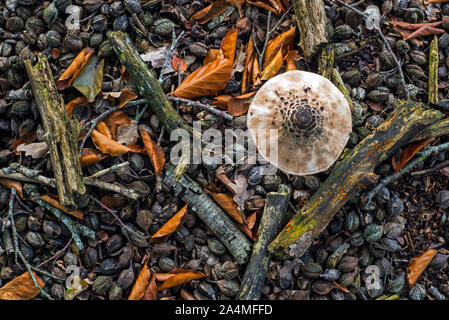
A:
221 28 238 63
96 121 112 139
91 129 131 156
0 271 44 300
12 131 37 154
140 129 165 175
406 25 445 40
332 281 350 293
247 0 278 15
207 191 245 224
157 270 206 291
238 222 257 241
128 263 151 300
151 204 188 243
407 249 437 286
173 57 233 98
261 48 286 80
264 27 296 67
252 57 262 86
241 38 254 94
0 178 24 199
213 94 233 107
103 90 138 109
228 91 256 116
171 56 188 73
160 296 176 300
154 274 176 282
246 211 258 230
392 138 434 172
56 47 95 90
40 194 84 220
180 289 196 300
227 0 245 16
121 65 130 80
65 96 87 119
286 50 301 71
104 110 131 140
191 0 229 24
80 148 108 167
143 276 158 300
429 0 449 3
204 49 223 65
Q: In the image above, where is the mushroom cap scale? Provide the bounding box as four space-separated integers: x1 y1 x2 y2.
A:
247 70 352 176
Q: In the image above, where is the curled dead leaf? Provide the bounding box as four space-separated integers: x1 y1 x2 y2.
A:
191 0 229 24
171 56 188 73
56 47 94 90
16 142 49 159
407 249 437 286
151 204 188 243
140 129 165 175
157 269 206 291
103 89 138 109
66 96 87 118
40 194 84 220
392 138 434 172
91 129 131 156
0 272 44 300
0 178 24 199
206 191 245 224
80 148 108 167
12 131 37 155
128 263 151 300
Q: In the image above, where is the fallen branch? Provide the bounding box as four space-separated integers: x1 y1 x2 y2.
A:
291 0 328 60
363 141 449 209
25 54 86 210
167 96 233 121
238 185 291 300
428 35 439 104
163 166 252 264
268 101 443 257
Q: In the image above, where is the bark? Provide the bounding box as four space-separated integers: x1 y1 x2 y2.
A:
428 35 439 105
290 0 328 61
108 31 202 178
268 101 444 257
24 54 86 210
238 185 291 300
163 166 252 265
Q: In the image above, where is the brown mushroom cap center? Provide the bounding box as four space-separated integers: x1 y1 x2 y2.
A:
292 106 316 131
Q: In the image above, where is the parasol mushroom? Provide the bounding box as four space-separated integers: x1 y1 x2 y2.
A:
247 70 352 176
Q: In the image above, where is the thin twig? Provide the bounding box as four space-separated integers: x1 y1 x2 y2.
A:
159 28 185 84
363 142 449 209
411 159 449 176
8 188 53 300
86 162 129 179
35 238 73 268
167 96 233 120
331 0 409 100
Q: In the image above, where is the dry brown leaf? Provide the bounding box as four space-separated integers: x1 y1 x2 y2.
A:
117 121 139 146
66 96 87 118
91 129 133 156
128 263 151 300
40 194 84 220
191 0 229 24
104 110 131 140
406 25 445 40
392 138 434 172
56 47 94 90
407 249 438 286
0 178 24 199
429 0 449 3
173 57 233 98
143 276 158 300
171 56 188 73
206 191 245 224
16 142 49 159
157 269 206 291
238 222 257 241
261 48 286 80
247 0 278 15
0 272 44 300
252 57 262 86
242 38 254 94
203 49 223 65
103 89 138 109
12 131 37 155
95 121 112 139
391 19 442 30
180 288 196 300
221 28 238 63
151 204 188 243
227 0 245 16
140 129 165 175
246 211 258 230
227 92 257 117
80 148 108 167
264 26 296 67
100 196 128 209
286 50 301 71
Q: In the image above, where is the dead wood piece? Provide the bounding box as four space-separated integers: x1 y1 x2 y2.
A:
163 166 252 265
238 185 291 300
25 54 86 210
268 100 444 257
291 0 328 60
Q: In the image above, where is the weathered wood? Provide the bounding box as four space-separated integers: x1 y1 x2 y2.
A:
290 0 328 60
318 44 334 80
163 166 252 265
238 185 291 300
108 31 201 178
428 35 439 104
25 54 86 210
268 101 444 257
332 68 354 112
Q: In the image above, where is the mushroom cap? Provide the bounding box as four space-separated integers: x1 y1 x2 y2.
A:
247 70 352 176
